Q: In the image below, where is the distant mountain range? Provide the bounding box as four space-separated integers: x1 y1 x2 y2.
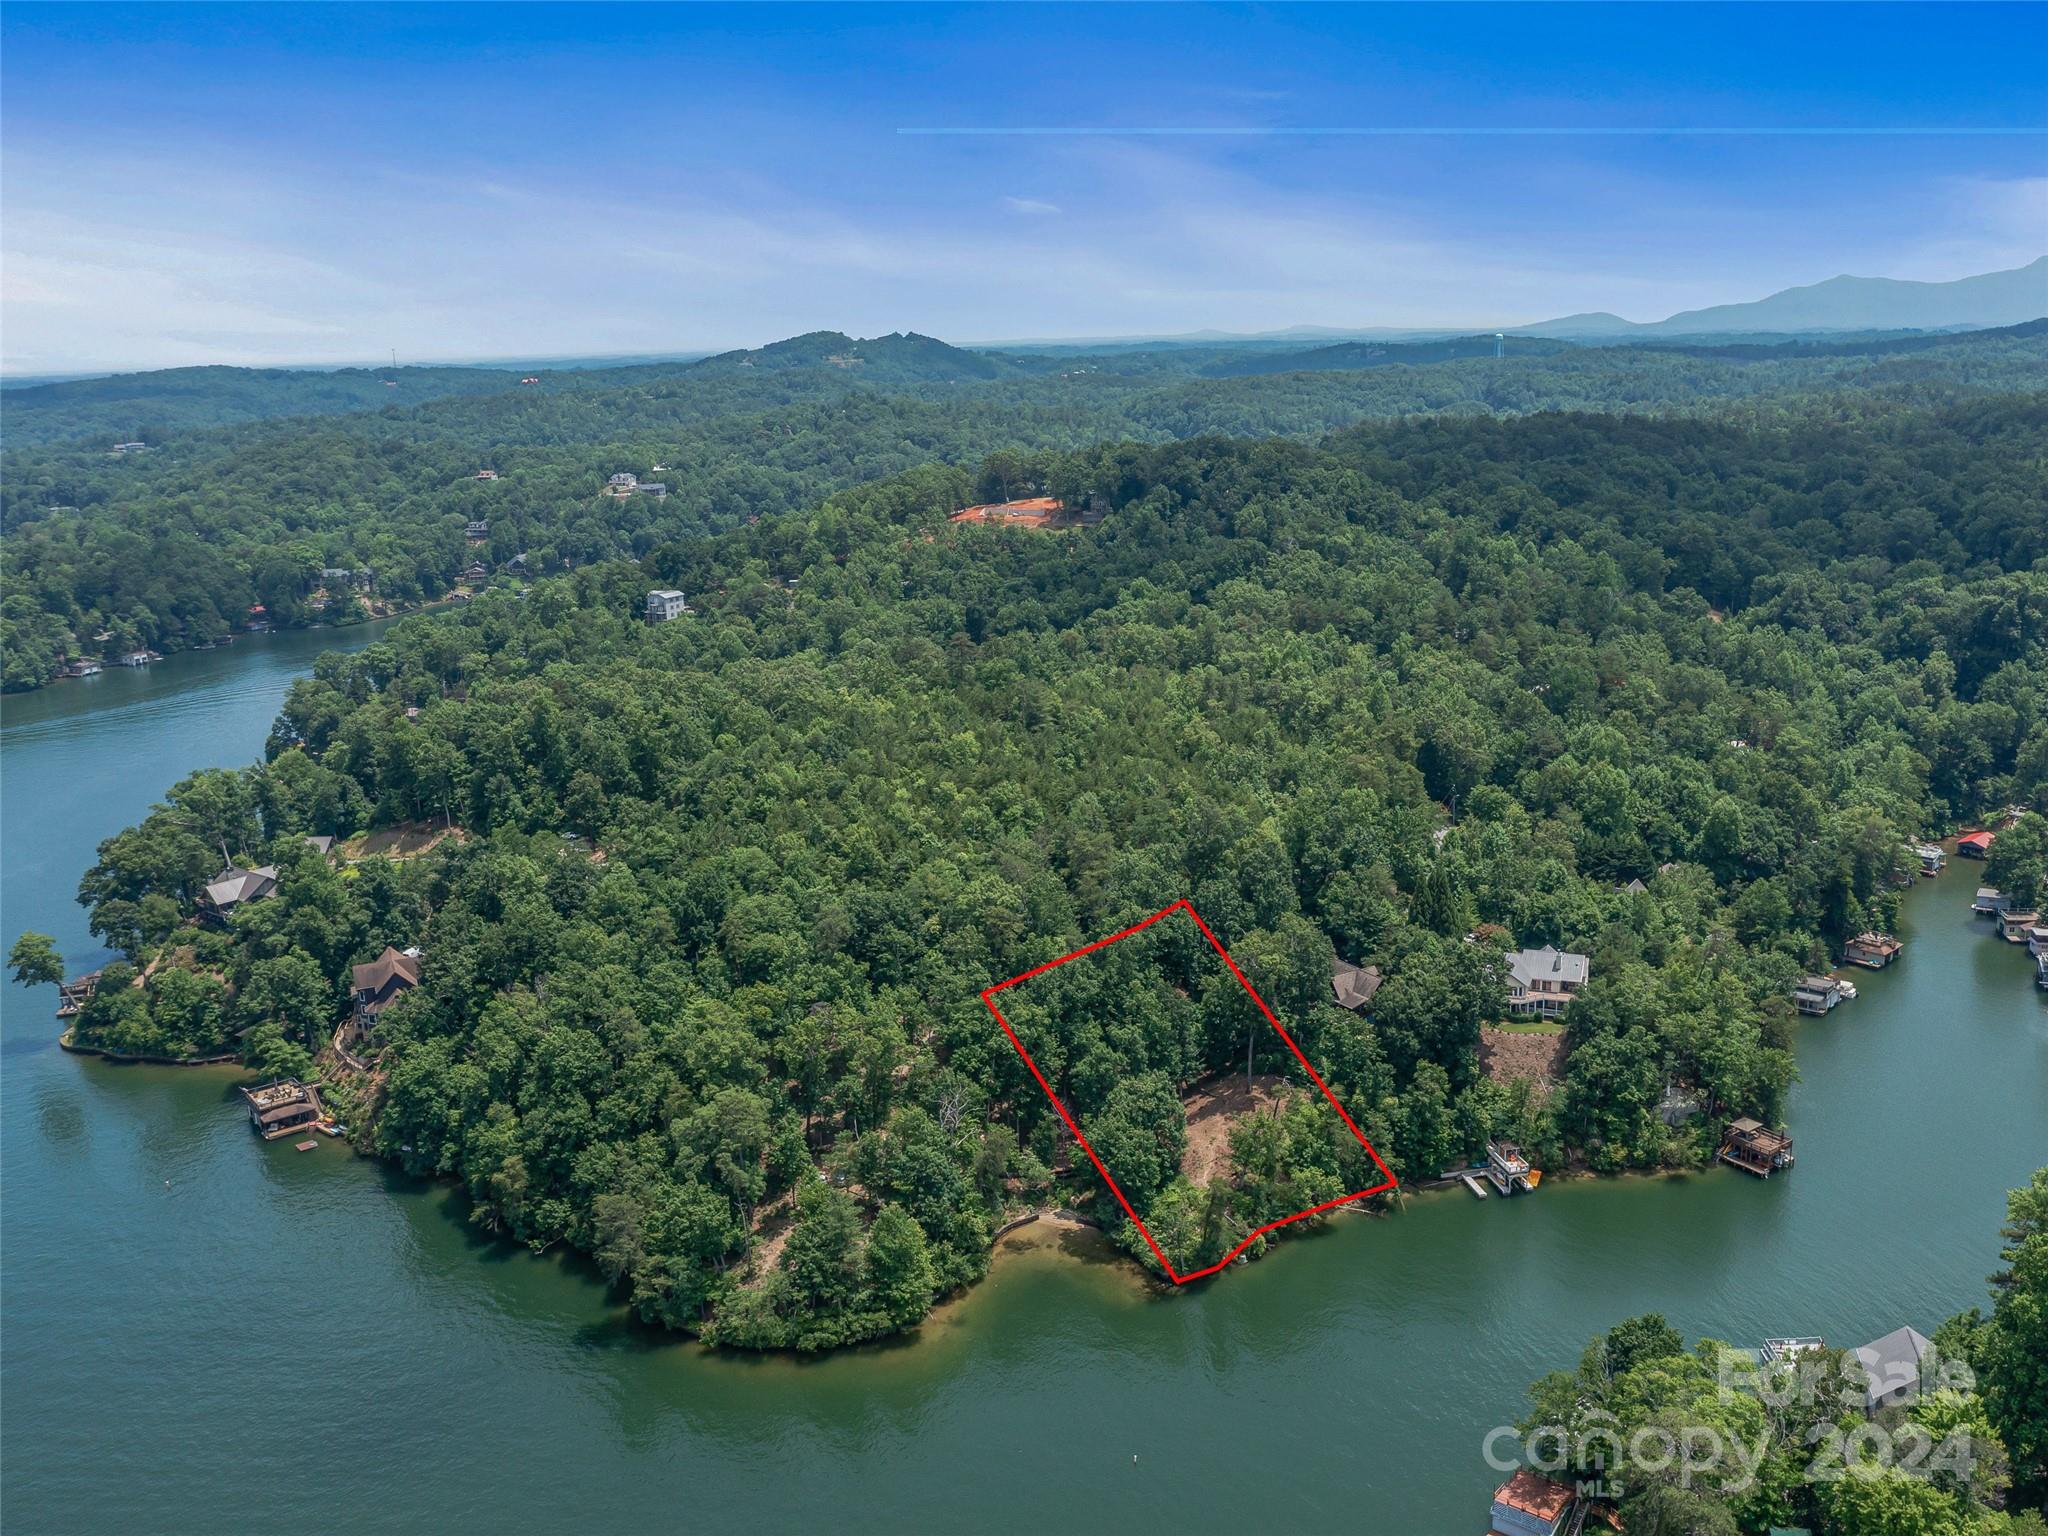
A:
10 260 2043 402
980 257 2048 350
1517 256 2048 338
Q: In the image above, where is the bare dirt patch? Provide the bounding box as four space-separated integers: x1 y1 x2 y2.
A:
745 1188 799 1281
1478 1025 1568 1090
339 822 468 861
1180 1072 1290 1185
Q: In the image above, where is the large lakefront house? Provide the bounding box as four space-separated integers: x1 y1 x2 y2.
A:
200 864 278 924
1505 946 1590 1018
350 946 421 1034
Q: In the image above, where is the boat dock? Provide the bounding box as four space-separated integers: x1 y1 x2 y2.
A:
1843 931 1903 969
1484 1139 1538 1195
1461 1174 1489 1199
240 1079 325 1140
1721 1117 1795 1177
1761 1336 1826 1364
54 972 101 1018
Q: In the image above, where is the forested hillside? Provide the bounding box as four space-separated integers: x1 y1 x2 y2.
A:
0 364 530 448
58 399 2048 1348
4 324 2042 690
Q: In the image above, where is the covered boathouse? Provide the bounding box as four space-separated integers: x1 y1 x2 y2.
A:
54 971 101 1018
1487 1469 1578 1536
1842 932 1903 969
1792 975 1844 1015
1721 1118 1795 1177
240 1080 323 1140
1484 1139 1536 1195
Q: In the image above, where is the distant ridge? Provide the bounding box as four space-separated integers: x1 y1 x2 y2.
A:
1201 332 1575 377
1516 256 2048 338
976 258 2048 350
691 330 1034 383
11 262 2043 399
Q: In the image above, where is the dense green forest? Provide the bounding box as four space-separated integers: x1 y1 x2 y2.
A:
0 363 536 448
44 394 2047 1349
4 323 2043 690
1510 1169 2048 1532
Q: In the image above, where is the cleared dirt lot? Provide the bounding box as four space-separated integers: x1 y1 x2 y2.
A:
1180 1072 1290 1185
1477 1025 1568 1090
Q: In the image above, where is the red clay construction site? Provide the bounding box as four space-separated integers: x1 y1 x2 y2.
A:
947 496 1105 530
980 899 1396 1283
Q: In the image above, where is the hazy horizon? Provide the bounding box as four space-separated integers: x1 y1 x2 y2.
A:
5 264 2048 386
4 2 2044 374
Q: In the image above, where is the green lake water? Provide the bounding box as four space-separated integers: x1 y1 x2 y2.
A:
4 628 2044 1534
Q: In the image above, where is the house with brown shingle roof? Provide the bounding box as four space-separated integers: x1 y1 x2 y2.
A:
351 946 421 1033
1331 956 1383 1011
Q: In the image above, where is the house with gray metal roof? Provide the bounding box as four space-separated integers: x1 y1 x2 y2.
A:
1505 946 1590 1018
201 865 278 921
1851 1325 1934 1412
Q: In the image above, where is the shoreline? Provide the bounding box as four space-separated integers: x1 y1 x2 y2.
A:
51 1031 1726 1350
58 1030 242 1068
9 601 456 696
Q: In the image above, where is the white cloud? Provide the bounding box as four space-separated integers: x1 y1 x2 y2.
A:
4 132 2038 372
1883 175 2048 281
2 207 382 371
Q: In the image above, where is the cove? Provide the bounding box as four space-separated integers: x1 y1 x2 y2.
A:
4 626 2044 1534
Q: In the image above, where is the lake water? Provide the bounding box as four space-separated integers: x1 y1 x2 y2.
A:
4 628 2044 1534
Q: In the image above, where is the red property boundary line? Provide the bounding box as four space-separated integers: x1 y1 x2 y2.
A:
980 899 1397 1283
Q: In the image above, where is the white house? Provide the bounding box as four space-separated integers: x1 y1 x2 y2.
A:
646 589 689 623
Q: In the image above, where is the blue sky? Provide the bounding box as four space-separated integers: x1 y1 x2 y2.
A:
3 2 2042 371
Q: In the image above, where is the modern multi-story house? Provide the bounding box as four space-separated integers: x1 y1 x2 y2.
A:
1505 945 1590 1018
